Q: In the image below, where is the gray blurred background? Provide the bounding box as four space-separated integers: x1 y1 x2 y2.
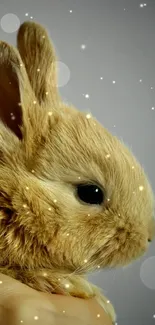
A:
0 0 155 324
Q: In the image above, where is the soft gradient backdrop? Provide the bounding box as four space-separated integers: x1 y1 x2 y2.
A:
0 0 155 324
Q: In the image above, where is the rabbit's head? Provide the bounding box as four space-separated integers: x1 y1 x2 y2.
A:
0 22 154 275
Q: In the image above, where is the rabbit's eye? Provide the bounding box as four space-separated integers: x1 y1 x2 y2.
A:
77 184 104 205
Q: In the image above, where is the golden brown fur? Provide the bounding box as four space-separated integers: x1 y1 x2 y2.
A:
0 21 154 323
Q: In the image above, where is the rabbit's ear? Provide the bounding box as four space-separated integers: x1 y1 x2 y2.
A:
0 41 36 140
17 21 60 106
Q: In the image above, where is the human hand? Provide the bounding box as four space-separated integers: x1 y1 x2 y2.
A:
0 273 113 325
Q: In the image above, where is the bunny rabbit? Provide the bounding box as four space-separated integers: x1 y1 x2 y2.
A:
0 21 154 324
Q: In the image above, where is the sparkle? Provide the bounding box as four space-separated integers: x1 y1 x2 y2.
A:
84 259 88 263
132 166 135 169
66 233 69 236
78 176 81 180
86 114 91 119
152 107 154 110
151 87 154 90
23 204 27 208
48 207 52 211
88 214 90 216
97 265 100 269
46 91 49 95
114 125 116 127
25 13 29 16
11 115 16 120
69 10 73 13
33 100 37 104
62 310 66 313
53 199 57 203
18 102 22 106
0 281 3 284
112 80 116 84
34 316 39 320
25 186 29 190
85 94 90 98
139 186 144 191
106 154 110 158
31 169 35 173
153 314 155 318
100 77 103 80
81 44 86 50
97 314 100 318
30 16 33 19
107 198 110 202
139 79 142 82
42 35 45 39
20 321 23 323
43 272 47 276
65 283 70 288
37 68 40 72
48 111 53 116
107 300 110 303
20 63 23 67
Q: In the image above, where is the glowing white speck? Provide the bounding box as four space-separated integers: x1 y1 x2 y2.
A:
46 91 49 95
97 314 100 318
48 207 52 211
31 169 35 173
88 214 90 217
25 13 29 16
37 68 40 72
107 198 110 202
78 176 81 180
153 314 155 318
112 80 116 84
34 316 39 320
20 63 23 67
84 259 88 263
0 281 3 284
132 166 135 169
140 3 144 7
65 283 70 288
25 187 29 190
107 300 110 303
33 100 37 104
63 310 66 313
43 272 47 276
151 87 154 90
30 16 33 19
66 233 69 236
53 199 57 203
139 186 144 191
97 265 100 269
139 79 142 82
20 321 23 323
106 154 110 158
81 44 86 50
69 10 73 13
18 102 22 106
85 94 90 99
152 107 154 110
86 114 91 119
23 204 27 208
48 111 53 116
100 77 103 80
